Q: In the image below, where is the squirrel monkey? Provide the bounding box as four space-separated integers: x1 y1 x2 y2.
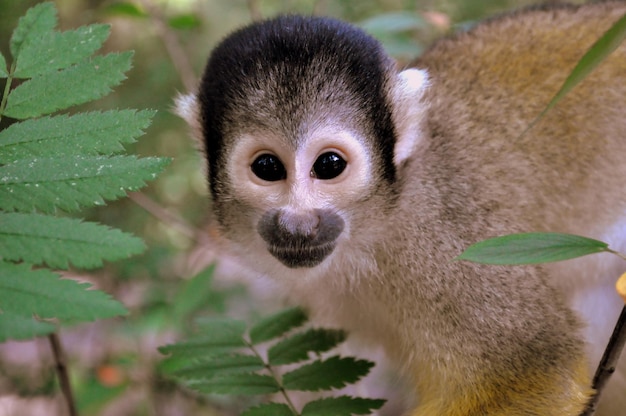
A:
177 2 626 415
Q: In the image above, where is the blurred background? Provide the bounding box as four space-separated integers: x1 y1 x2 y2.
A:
0 0 582 414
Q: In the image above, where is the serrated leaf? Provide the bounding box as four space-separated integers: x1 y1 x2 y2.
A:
10 2 57 59
14 24 110 78
242 403 294 416
0 110 155 161
456 232 609 265
159 318 247 356
282 356 374 391
0 261 128 323
171 354 264 379
0 310 56 342
0 212 146 269
4 52 132 119
302 396 386 416
269 329 346 365
172 264 216 322
0 52 7 78
0 155 169 213
186 373 280 395
249 307 307 344
529 12 626 130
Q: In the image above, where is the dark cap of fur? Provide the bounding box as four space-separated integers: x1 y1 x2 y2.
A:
197 15 398 197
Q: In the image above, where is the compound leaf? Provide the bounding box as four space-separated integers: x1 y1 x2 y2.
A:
159 318 247 356
171 354 264 379
186 373 280 396
269 328 346 365
456 232 609 265
4 52 132 119
249 307 307 344
14 24 110 78
0 310 56 342
0 52 7 78
282 356 374 391
301 396 386 416
0 110 155 161
241 403 294 416
0 261 128 324
0 155 169 213
0 213 146 269
10 2 57 59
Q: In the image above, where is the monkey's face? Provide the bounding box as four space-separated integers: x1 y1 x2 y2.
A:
178 15 429 277
219 124 375 269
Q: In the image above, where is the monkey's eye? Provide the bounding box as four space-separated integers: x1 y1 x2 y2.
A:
311 152 347 180
251 154 287 181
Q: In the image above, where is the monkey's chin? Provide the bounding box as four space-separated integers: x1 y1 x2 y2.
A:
267 243 336 268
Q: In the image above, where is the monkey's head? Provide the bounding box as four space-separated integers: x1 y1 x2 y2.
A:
177 15 428 276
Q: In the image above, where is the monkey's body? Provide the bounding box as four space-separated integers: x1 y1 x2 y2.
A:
179 3 626 415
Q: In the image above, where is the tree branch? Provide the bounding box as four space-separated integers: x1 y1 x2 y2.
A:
49 332 78 416
581 305 626 415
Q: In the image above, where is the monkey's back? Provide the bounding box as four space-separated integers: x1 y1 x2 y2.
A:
409 3 626 414
413 2 626 235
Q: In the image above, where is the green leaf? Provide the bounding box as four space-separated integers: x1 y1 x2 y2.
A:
171 264 216 322
14 24 111 78
302 396 386 416
0 52 7 78
249 307 308 344
168 14 202 30
0 261 128 323
4 52 133 119
282 356 374 391
159 318 247 356
10 2 57 59
104 3 148 18
0 110 155 161
531 12 626 128
241 403 295 416
0 155 169 213
186 373 280 395
171 354 264 379
0 310 56 342
456 232 609 265
0 213 146 269
269 329 346 365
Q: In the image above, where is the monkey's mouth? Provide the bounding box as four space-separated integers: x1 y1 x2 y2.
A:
266 242 336 268
257 209 344 269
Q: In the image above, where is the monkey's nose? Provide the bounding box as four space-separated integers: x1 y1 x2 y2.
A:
278 210 320 237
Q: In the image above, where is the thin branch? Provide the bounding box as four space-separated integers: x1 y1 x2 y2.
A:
48 332 78 416
138 0 197 93
581 305 626 415
247 0 263 21
128 191 209 245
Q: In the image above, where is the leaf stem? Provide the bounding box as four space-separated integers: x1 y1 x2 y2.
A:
606 247 626 262
48 332 78 416
244 339 300 416
0 62 16 123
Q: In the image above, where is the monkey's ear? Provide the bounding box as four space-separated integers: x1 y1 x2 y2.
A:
391 68 429 167
174 93 204 151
